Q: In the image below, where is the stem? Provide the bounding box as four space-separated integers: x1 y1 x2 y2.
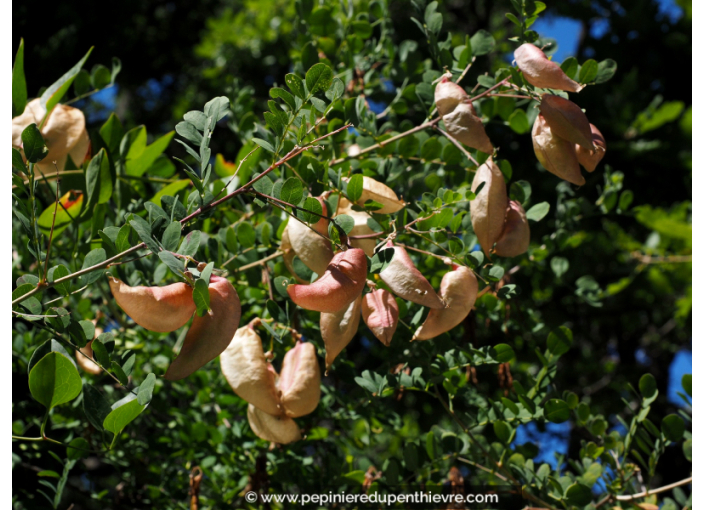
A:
42 171 61 283
434 127 479 166
27 162 44 281
468 78 512 103
615 476 692 501
233 251 283 272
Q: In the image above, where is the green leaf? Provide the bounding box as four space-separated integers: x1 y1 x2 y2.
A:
491 344 515 363
110 361 128 385
47 265 71 296
333 214 355 235
137 373 157 405
126 131 175 177
66 438 90 460
526 202 550 221
12 39 27 118
494 421 513 443
175 121 202 145
28 352 82 410
91 64 112 89
130 216 160 254
682 374 692 397
547 326 573 356
115 224 132 253
266 299 287 323
469 30 495 56
40 47 93 113
595 59 617 84
270 87 296 110
84 149 112 212
77 248 106 286
28 339 73 374
91 339 110 367
369 248 395 274
285 73 306 98
565 483 592 506
177 231 201 257
237 222 257 248
158 251 185 276
297 197 324 224
544 399 570 423
83 384 111 431
280 178 304 205
661 414 684 442
21 124 48 163
346 174 364 203
103 394 147 442
161 222 182 252
578 59 599 84
12 147 28 174
73 69 91 96
305 63 334 94
560 57 579 80
508 109 531 134
193 278 211 317
639 373 658 405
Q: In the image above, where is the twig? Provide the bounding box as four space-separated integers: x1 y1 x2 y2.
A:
234 251 283 272
614 476 692 501
41 166 61 283
435 126 479 166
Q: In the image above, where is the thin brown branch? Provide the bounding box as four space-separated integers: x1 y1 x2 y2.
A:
435 126 479 166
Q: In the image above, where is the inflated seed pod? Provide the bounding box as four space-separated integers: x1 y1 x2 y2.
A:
344 176 406 214
320 294 362 371
539 95 595 150
470 159 508 256
494 201 530 258
532 115 584 186
278 342 321 418
575 124 606 172
361 289 399 346
412 265 478 341
345 208 377 257
443 100 494 154
108 277 196 333
165 276 242 380
220 319 281 416
287 248 368 313
287 196 334 277
514 43 584 93
434 75 469 116
247 404 302 444
75 327 103 376
378 242 445 309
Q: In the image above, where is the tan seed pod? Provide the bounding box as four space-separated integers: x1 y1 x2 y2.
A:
470 159 508 256
539 95 595 150
287 197 334 276
532 115 585 186
321 294 362 370
278 342 321 418
344 176 405 214
378 242 445 309
361 289 399 346
434 75 469 116
220 320 281 416
12 98 90 173
108 277 196 333
443 100 494 154
76 327 103 375
412 266 478 341
514 43 584 93
165 276 242 380
287 248 367 313
575 124 606 172
247 404 302 444
494 201 531 258
345 208 377 257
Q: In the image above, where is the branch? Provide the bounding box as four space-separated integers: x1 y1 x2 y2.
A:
614 476 692 501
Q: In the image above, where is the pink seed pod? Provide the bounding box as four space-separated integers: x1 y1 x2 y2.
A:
247 404 302 444
361 289 400 346
494 201 531 258
434 75 469 116
165 276 242 380
220 320 282 416
532 115 585 186
287 248 368 313
412 265 478 341
278 342 321 418
575 124 606 172
514 43 584 93
539 95 595 150
470 159 508 257
287 197 334 276
379 242 445 309
108 277 196 333
443 100 494 155
321 294 362 371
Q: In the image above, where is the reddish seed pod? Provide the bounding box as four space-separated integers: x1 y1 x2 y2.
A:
361 289 399 346
539 95 595 150
494 201 531 258
514 43 584 93
286 196 334 276
576 124 607 172
278 341 321 418
287 248 367 313
434 75 469 116
532 115 585 186
470 159 508 257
